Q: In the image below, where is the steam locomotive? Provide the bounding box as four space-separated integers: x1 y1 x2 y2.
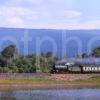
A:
51 58 100 73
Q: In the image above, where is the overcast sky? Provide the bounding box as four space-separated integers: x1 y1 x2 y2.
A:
0 0 100 29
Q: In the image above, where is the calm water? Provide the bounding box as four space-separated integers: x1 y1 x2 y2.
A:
0 89 100 100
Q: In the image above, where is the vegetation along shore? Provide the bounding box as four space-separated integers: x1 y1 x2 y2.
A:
0 73 100 90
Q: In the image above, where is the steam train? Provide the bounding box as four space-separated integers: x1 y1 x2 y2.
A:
51 58 100 73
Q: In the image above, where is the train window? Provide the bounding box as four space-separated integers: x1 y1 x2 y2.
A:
88 67 91 71
86 67 89 71
91 67 94 71
83 67 86 71
98 68 100 71
94 67 98 71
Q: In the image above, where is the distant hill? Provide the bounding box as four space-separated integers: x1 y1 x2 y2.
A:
0 27 100 57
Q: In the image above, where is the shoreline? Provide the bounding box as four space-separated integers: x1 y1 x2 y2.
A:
0 80 100 91
0 73 100 90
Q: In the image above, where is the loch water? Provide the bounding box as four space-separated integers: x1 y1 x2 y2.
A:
0 89 100 100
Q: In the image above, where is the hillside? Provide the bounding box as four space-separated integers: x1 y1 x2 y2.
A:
0 28 100 57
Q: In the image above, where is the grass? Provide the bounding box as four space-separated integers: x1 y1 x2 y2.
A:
0 76 100 83
0 73 100 83
0 77 53 83
74 76 100 82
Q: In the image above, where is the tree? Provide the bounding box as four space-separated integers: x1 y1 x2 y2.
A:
9 66 18 73
0 55 7 67
15 56 36 73
3 67 9 73
0 45 58 73
38 52 56 72
92 46 100 57
1 45 18 67
46 52 53 58
1 45 18 59
77 53 89 58
0 67 3 73
81 53 88 58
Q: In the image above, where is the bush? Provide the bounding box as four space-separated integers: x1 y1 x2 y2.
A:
3 67 9 73
9 66 18 73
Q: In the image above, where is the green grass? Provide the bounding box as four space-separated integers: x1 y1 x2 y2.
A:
0 76 53 83
0 74 100 83
74 76 100 82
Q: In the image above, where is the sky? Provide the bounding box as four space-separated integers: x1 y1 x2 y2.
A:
0 0 100 29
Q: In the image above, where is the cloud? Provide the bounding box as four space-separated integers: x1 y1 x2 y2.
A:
6 17 24 26
0 7 82 28
0 6 39 28
78 20 100 29
5 0 44 6
0 5 99 29
49 20 100 29
6 0 69 5
0 0 100 29
0 6 34 16
64 10 82 18
27 20 100 29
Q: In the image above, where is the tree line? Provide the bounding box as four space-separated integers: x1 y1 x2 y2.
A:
0 45 58 73
0 45 100 73
77 46 100 58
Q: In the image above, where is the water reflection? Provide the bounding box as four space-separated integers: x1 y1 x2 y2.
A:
0 89 100 100
0 91 16 100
